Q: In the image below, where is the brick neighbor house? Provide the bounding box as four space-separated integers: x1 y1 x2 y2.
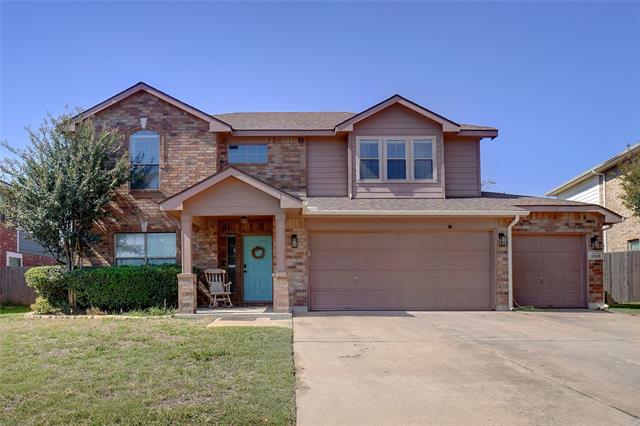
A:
71 82 620 313
547 144 640 253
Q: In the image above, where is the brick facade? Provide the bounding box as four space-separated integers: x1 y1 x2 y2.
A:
496 212 605 309
603 168 640 252
218 136 307 197
285 218 308 307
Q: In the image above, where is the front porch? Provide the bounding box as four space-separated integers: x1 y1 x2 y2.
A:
160 167 303 314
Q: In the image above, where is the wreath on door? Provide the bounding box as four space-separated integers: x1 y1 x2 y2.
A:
251 246 266 260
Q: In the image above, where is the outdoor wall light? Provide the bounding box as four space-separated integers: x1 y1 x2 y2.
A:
140 117 148 129
498 232 508 247
291 234 298 248
590 236 603 251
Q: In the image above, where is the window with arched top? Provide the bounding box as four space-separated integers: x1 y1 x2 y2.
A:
130 130 160 190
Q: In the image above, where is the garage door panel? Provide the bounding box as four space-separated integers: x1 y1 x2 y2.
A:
513 235 585 308
310 231 492 311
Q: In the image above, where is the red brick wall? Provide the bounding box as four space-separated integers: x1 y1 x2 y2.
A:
0 223 56 267
88 91 216 265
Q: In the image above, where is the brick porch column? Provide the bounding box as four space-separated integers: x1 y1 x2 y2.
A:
178 214 196 314
273 213 290 313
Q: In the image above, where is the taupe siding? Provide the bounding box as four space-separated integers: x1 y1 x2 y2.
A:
351 103 445 198
444 136 481 197
307 137 348 197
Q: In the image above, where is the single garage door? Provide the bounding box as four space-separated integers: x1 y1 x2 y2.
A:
309 232 492 310
513 235 585 308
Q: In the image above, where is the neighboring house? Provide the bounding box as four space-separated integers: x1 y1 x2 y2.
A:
0 182 57 267
0 218 56 268
72 82 620 313
547 144 640 253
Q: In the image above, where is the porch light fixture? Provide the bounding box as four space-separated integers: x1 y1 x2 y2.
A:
498 232 508 247
291 234 298 248
590 236 603 251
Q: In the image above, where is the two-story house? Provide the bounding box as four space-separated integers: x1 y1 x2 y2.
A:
72 82 620 313
547 144 640 253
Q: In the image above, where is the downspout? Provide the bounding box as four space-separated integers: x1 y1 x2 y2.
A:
507 215 521 311
592 170 607 252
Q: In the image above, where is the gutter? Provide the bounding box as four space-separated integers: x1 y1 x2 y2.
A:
302 208 530 217
591 169 608 251
507 214 521 311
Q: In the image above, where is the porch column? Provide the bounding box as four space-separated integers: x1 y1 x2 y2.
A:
178 214 197 314
273 213 290 313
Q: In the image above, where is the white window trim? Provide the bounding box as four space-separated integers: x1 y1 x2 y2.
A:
6 251 23 267
356 136 437 183
129 130 161 191
114 232 177 265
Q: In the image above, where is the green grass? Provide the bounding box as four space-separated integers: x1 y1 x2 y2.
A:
609 301 640 315
0 305 30 315
0 316 295 425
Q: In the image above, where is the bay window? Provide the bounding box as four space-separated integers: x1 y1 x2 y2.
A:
357 136 436 182
115 233 176 265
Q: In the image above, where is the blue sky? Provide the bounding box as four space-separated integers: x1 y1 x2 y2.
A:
1 1 638 195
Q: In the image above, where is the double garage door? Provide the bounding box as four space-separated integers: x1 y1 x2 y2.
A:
309 232 493 311
309 231 587 311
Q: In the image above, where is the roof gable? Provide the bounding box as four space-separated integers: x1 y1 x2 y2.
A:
160 167 302 211
335 94 461 133
72 82 232 132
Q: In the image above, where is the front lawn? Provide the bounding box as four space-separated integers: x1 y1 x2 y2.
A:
0 316 295 425
0 305 30 315
609 301 640 315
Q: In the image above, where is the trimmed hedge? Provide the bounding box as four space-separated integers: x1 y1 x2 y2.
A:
26 264 180 313
68 265 180 311
25 266 69 312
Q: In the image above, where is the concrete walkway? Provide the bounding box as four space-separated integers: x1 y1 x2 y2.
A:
294 311 640 425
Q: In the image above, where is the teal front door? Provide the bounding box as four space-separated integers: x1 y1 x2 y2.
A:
243 235 273 302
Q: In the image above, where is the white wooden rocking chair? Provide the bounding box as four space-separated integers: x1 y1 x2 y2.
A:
204 268 233 308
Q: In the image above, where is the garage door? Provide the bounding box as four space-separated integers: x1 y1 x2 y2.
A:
309 232 492 311
513 235 585 308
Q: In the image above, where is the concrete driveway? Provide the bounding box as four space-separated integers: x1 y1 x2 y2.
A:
294 311 640 425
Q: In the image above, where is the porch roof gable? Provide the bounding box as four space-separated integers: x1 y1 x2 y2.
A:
159 167 303 211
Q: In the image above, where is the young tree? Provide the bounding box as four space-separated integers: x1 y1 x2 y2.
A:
0 113 130 271
620 154 640 218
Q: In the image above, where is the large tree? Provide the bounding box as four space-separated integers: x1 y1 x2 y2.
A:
0 113 130 271
619 154 640 219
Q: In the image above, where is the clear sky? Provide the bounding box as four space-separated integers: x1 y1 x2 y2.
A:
1 1 638 196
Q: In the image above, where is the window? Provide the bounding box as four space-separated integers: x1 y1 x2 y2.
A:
6 252 22 267
628 239 640 251
357 137 436 182
386 140 407 180
115 233 176 265
413 140 434 180
359 139 381 180
228 144 268 164
130 130 160 190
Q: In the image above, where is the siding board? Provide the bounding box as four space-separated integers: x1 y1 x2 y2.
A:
307 137 348 197
444 137 481 197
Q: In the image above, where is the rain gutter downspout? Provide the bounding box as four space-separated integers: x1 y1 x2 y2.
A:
507 214 521 311
592 170 607 252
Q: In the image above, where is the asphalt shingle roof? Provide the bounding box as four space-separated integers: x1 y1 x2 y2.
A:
305 192 593 212
212 112 497 132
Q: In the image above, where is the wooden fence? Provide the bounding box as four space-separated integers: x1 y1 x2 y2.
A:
604 251 640 303
0 267 35 306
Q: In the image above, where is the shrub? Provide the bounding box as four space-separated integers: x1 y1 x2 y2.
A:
31 296 59 314
67 264 180 312
25 266 69 312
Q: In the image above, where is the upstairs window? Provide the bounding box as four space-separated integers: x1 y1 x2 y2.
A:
357 137 436 182
115 233 176 266
413 140 434 180
130 130 160 190
628 239 640 251
358 139 381 180
228 144 268 164
386 140 407 180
